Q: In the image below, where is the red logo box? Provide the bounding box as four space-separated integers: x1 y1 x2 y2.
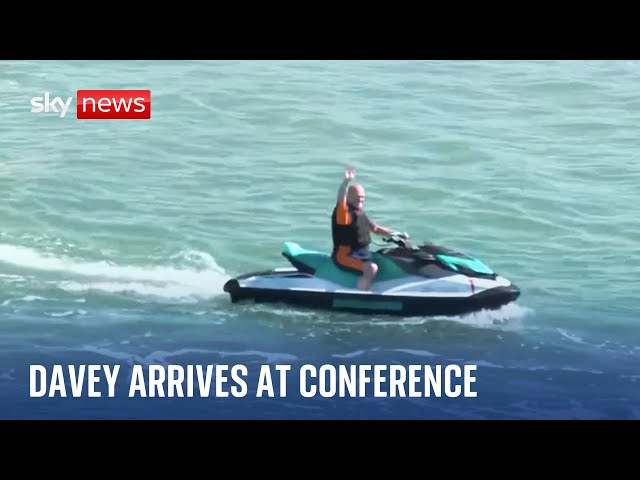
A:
76 90 151 120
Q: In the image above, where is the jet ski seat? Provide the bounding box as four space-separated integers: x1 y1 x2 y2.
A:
282 242 358 288
281 241 408 289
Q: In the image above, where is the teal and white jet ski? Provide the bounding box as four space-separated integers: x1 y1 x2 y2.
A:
223 233 520 317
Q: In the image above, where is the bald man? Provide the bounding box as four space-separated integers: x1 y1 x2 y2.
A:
331 166 395 290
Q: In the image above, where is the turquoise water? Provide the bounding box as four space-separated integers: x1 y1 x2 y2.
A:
1 60 639 419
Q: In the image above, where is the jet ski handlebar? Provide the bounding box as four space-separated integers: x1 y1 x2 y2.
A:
388 231 409 240
379 231 412 248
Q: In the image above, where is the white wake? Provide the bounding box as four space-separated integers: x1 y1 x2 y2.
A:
0 243 231 302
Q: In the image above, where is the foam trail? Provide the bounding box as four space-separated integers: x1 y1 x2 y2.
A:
401 302 533 328
0 243 230 301
58 281 223 301
445 303 533 328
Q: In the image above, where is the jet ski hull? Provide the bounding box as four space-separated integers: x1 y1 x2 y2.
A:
223 268 521 317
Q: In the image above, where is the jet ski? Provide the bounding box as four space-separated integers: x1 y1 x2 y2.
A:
223 232 520 317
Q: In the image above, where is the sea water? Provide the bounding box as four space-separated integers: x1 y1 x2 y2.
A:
0 60 638 419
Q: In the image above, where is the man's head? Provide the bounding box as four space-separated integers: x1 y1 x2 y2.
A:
347 183 365 211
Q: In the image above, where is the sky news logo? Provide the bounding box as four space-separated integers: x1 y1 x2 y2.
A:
30 90 151 119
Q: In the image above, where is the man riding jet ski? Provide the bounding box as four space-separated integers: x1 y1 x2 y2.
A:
223 166 520 316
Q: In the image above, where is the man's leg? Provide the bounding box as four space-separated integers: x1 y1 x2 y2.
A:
357 261 378 290
334 246 378 290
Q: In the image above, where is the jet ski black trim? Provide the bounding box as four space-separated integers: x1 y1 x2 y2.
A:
223 270 520 317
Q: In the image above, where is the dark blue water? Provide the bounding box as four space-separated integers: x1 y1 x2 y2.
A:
2 301 638 420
